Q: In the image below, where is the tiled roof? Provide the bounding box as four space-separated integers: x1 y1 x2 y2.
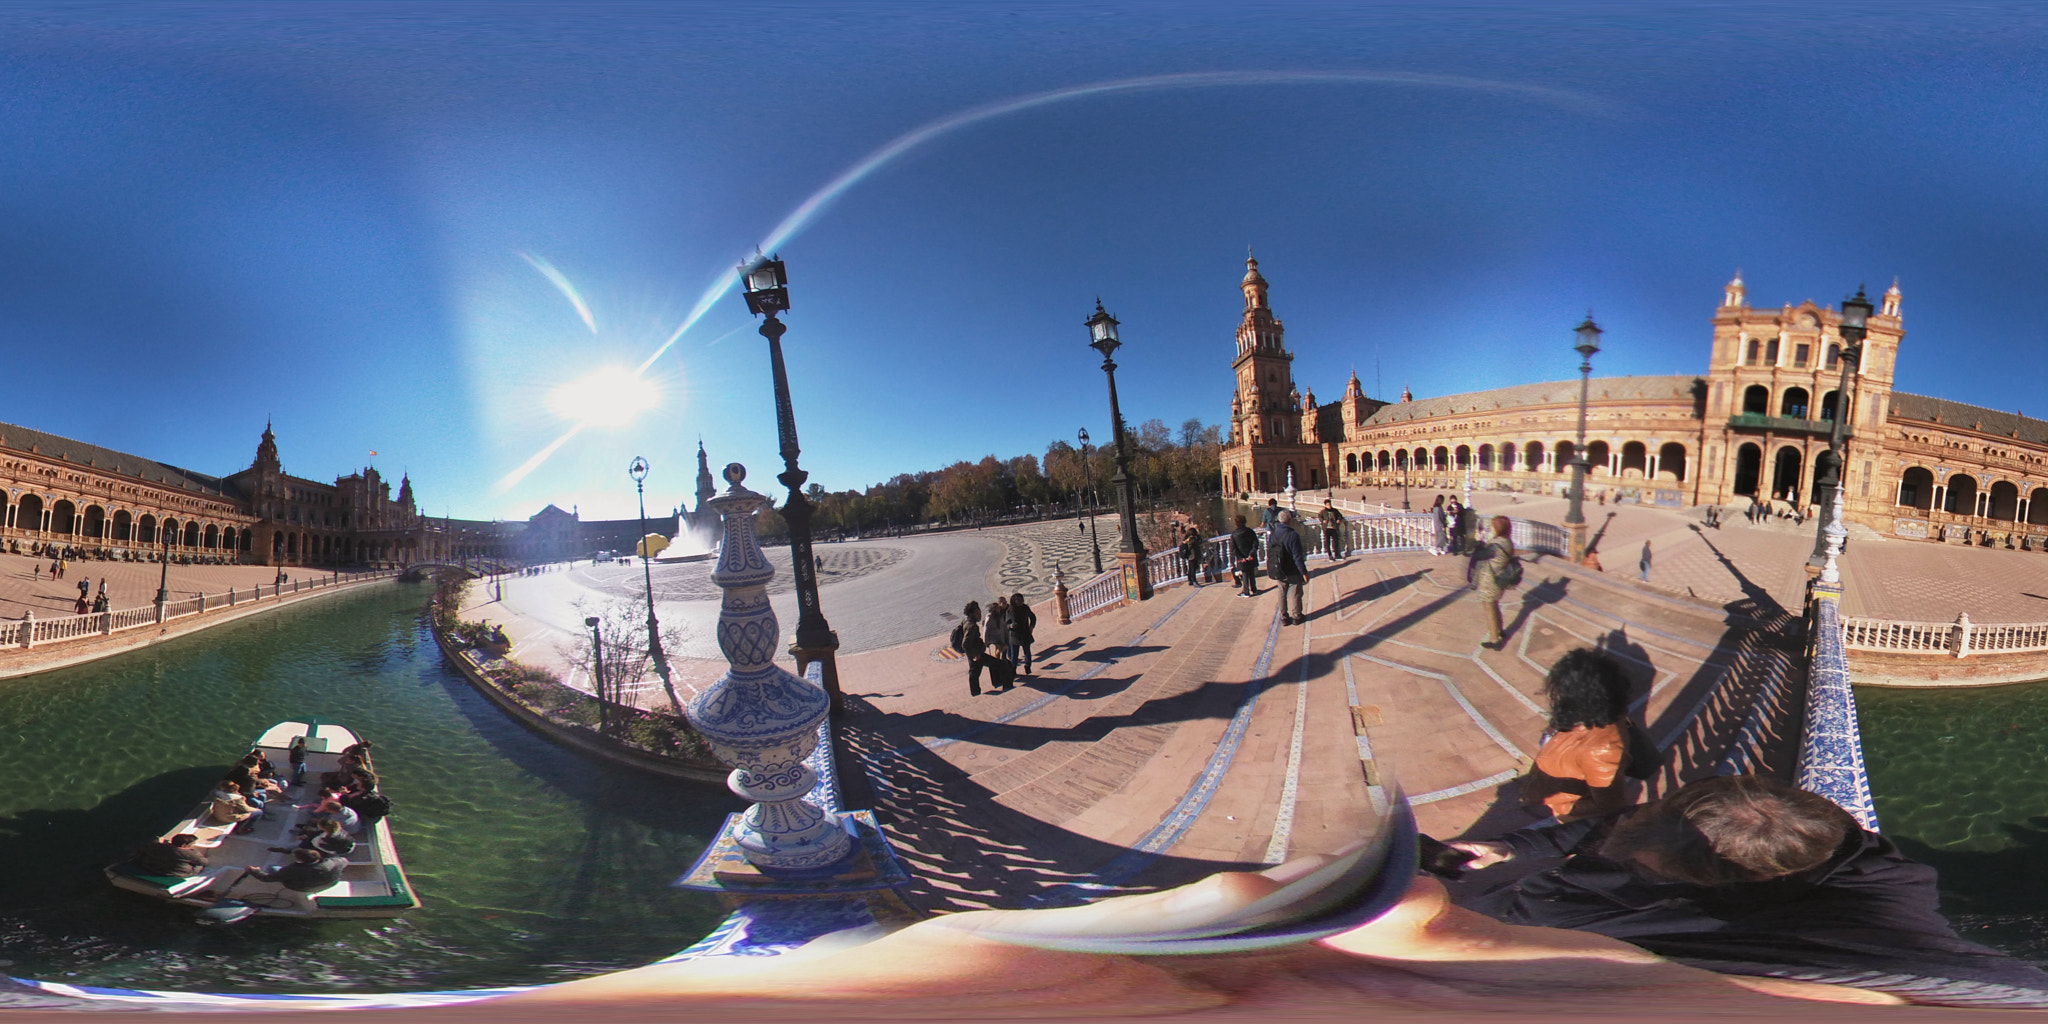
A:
1888 393 2048 446
1359 375 1702 426
0 420 230 496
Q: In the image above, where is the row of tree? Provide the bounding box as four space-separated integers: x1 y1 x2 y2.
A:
777 417 1224 536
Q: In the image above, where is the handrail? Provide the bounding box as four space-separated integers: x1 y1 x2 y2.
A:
8 569 402 652
1843 614 2048 658
1796 584 1879 829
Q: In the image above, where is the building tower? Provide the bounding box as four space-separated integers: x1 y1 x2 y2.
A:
1220 254 1323 495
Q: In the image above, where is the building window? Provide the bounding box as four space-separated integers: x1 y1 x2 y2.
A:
1826 343 1840 369
1765 339 1780 364
1745 339 1761 366
1793 344 1809 367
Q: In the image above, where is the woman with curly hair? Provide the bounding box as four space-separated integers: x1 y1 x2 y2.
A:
1520 648 1654 822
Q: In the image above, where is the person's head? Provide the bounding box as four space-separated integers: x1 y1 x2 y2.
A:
1277 510 1294 525
963 600 981 623
1268 498 1277 507
994 595 1008 609
1324 499 1334 508
1542 648 1630 731
318 818 343 836
1233 515 1247 528
217 780 242 795
291 847 321 863
1431 495 1444 508
355 769 379 790
1599 774 1854 885
169 833 198 848
1011 592 1026 608
1491 515 1512 538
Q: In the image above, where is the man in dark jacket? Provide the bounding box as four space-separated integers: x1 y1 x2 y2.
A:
1229 515 1260 597
243 847 346 893
1269 511 1309 625
135 833 208 877
1448 774 2048 1007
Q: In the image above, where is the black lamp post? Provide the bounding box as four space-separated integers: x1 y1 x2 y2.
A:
155 521 171 607
1809 286 1871 568
1565 313 1603 563
629 456 685 715
585 615 609 735
1077 428 1103 574
1086 300 1149 600
738 254 843 714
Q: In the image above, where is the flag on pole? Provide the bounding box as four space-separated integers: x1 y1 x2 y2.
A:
369 450 379 456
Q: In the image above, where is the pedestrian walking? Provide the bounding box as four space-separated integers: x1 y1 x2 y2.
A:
31 563 38 581
1639 541 1653 582
1429 495 1448 556
1179 525 1204 587
1269 510 1309 625
97 577 108 596
950 602 989 697
985 595 1011 668
1454 501 1476 556
1007 592 1036 676
1471 515 1520 649
1318 500 1347 560
1445 498 1466 555
1230 514 1260 596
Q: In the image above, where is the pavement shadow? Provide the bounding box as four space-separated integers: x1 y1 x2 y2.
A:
837 706 1257 915
1500 576 1570 646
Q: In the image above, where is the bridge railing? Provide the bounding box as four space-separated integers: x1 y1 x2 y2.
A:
1796 584 1880 830
1843 613 2048 658
8 570 402 652
1065 569 1127 620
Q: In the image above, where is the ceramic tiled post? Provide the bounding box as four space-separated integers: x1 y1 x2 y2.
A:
684 464 852 871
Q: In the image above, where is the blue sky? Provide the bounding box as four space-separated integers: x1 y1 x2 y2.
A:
0 2 2041 520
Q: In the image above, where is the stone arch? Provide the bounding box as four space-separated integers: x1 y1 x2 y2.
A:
1394 449 1409 469
1771 446 1803 502
1308 465 1322 489
204 523 220 549
1619 441 1648 478
1432 446 1449 472
1945 474 1978 516
1586 441 1611 476
1477 444 1494 471
1896 467 1934 510
83 504 107 540
1989 481 2020 521
51 499 77 536
1820 389 1842 423
17 494 43 533
1346 453 1358 474
223 526 237 553
1658 442 1688 482
1377 450 1391 471
138 513 157 545
183 521 201 547
1454 445 1472 470
112 509 133 542
1742 385 1770 415
1733 443 1763 497
1501 442 1518 471
162 518 181 547
1554 441 1576 473
1781 387 1810 419
1525 441 1545 472
1809 451 1834 505
2029 487 2048 526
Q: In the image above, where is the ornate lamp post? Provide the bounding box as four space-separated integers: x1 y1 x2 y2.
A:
585 615 609 735
738 254 843 715
1086 300 1149 601
1811 286 1871 574
1400 451 1411 510
1077 428 1104 574
155 522 172 618
1565 314 1603 563
629 456 685 715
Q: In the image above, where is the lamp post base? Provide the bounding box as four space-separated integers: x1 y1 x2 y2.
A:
1118 549 1152 603
1567 521 1589 565
790 635 844 716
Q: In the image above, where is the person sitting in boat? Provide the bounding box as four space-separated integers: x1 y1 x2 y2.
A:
298 795 360 836
321 754 367 792
203 781 259 829
339 739 375 772
246 748 283 782
240 847 346 894
272 819 355 859
342 773 392 832
134 833 209 877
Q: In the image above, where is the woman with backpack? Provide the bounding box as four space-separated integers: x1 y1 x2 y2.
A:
1007 591 1036 676
1471 515 1519 649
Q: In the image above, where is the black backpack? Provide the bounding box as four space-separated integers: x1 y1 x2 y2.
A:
949 621 969 653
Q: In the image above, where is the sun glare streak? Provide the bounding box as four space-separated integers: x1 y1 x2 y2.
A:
504 70 1612 492
494 423 584 495
522 251 599 334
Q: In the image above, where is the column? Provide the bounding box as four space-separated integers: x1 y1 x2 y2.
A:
1647 453 1659 481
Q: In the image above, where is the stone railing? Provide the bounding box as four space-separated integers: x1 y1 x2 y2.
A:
1065 568 1128 620
1795 583 1879 830
1843 613 2048 658
10 569 402 650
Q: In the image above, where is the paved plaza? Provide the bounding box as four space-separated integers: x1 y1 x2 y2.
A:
444 494 2048 917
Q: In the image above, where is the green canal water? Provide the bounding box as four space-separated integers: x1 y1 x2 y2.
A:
1859 681 2048 962
0 582 738 994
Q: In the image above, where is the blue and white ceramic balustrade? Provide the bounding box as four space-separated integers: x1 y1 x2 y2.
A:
684 463 852 871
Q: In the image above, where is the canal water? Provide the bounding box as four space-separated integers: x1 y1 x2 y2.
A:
1858 682 2048 962
0 582 738 994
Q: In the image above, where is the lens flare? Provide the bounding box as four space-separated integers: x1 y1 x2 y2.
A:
545 366 661 429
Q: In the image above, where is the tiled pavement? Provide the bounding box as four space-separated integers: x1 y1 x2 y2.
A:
449 497 2040 917
0 552 333 620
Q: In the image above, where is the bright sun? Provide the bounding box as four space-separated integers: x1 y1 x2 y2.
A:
545 366 662 429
